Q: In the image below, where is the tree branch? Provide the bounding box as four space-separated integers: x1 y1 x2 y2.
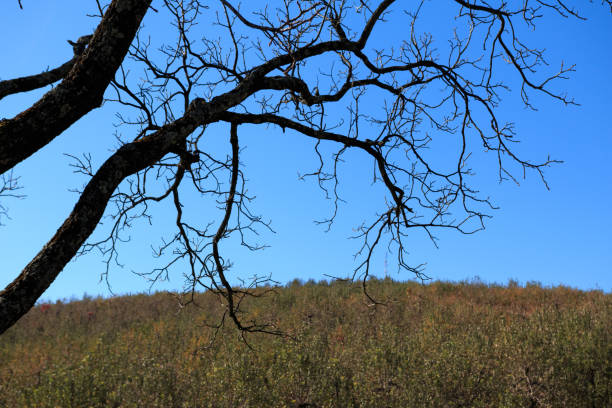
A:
0 59 76 101
0 0 152 175
0 114 197 335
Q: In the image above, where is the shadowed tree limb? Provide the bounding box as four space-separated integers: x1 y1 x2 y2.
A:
0 0 152 175
0 36 94 101
0 114 196 334
0 59 76 101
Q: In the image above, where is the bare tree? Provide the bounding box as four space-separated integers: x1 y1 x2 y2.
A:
0 0 609 335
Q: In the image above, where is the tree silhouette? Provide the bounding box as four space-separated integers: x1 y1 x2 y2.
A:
1 0 609 335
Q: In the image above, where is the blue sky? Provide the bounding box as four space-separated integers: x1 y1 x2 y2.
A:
0 1 610 301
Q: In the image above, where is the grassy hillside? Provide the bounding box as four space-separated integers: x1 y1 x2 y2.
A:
0 279 609 407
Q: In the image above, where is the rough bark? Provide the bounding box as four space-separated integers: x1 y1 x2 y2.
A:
0 0 152 175
0 58 76 101
0 116 196 334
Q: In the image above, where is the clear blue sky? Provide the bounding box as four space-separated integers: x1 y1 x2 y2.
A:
1 1 610 302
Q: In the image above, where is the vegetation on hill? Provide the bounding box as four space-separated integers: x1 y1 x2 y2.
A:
0 278 609 407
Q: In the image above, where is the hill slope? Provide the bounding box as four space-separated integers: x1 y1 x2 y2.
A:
0 279 610 407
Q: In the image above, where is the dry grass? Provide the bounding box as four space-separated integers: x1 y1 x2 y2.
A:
0 278 609 407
